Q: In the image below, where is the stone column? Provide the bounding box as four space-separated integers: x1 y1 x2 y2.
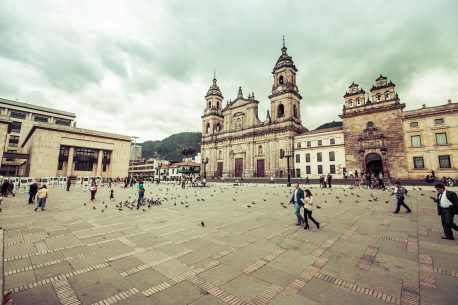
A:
96 150 103 176
66 147 74 176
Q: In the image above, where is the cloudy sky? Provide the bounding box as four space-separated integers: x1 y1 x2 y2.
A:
1 0 457 142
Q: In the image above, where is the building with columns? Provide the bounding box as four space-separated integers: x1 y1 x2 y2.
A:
201 42 305 178
0 98 132 178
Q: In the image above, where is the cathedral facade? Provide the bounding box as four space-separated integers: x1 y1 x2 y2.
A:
201 43 305 178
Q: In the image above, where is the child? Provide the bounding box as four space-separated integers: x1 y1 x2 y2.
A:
109 189 114 201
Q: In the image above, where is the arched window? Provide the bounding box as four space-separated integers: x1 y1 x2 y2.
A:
293 104 298 118
216 122 221 132
208 101 211 108
349 100 353 108
258 145 263 155
277 104 285 117
376 94 381 102
218 150 222 159
367 121 374 128
206 123 210 133
356 98 360 106
217 101 220 108
384 92 390 100
279 75 284 85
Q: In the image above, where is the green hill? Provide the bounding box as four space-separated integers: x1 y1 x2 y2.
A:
141 132 201 162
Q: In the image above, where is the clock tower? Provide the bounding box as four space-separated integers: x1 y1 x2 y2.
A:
268 38 302 125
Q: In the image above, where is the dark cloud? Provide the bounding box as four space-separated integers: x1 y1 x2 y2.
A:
0 0 457 141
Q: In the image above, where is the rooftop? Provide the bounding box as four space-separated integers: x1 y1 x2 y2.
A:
0 97 76 118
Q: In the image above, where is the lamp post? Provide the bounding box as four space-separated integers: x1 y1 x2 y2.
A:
157 162 162 182
202 157 209 179
130 136 139 179
284 149 294 187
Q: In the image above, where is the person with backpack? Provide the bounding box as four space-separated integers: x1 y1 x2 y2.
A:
391 181 412 214
90 180 97 201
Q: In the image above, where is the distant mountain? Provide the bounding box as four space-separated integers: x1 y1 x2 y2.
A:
141 132 202 162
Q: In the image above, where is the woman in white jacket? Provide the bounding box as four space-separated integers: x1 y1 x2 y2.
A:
302 189 320 230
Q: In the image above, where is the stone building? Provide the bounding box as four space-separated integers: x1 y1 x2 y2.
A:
201 42 305 178
294 122 346 179
340 76 408 178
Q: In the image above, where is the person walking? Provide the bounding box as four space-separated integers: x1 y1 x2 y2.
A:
137 187 145 209
433 184 458 240
302 189 320 229
327 173 333 188
66 177 72 191
34 185 48 211
289 182 305 226
378 172 385 190
355 170 359 178
1 180 9 197
109 189 114 201
349 170 354 179
28 182 38 204
90 181 97 201
391 181 412 214
305 176 310 185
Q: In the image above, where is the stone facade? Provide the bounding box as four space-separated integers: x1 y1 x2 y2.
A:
340 76 408 178
403 101 458 179
201 43 305 178
21 124 131 179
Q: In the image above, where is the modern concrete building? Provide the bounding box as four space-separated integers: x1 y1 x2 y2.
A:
0 98 132 178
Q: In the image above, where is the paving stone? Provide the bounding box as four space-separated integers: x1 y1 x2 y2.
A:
148 281 205 305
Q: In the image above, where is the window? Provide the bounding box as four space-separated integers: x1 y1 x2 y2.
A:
295 168 301 177
435 133 448 145
317 152 322 162
306 166 311 175
10 111 26 120
305 153 310 162
329 151 335 161
295 154 300 163
330 138 335 145
317 140 322 146
75 161 93 171
349 100 353 108
413 157 424 169
297 142 301 148
410 122 419 128
307 141 311 147
277 104 285 117
293 105 298 118
367 121 374 128
58 160 64 170
411 135 422 148
279 75 284 85
356 98 360 106
376 94 381 102
215 123 221 132
385 92 390 100
75 148 95 157
55 118 71 126
330 164 336 174
258 146 263 155
434 118 444 125
8 135 19 147
206 123 210 133
5 150 16 161
438 155 451 168
10 121 21 133
280 149 285 159
317 165 323 175
103 164 107 172
34 115 48 123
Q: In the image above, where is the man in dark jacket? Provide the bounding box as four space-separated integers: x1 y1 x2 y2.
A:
289 182 305 225
28 182 39 204
434 183 458 240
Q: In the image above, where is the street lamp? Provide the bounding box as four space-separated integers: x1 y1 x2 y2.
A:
202 157 209 179
284 149 294 187
130 136 139 179
157 162 162 182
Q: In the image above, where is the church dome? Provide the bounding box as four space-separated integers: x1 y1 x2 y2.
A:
273 42 297 73
205 77 223 99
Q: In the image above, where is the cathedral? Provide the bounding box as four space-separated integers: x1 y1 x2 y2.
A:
201 41 305 178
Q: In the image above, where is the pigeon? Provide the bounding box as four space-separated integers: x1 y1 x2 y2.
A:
93 206 96 210
247 205 251 208
185 205 189 208
201 221 205 227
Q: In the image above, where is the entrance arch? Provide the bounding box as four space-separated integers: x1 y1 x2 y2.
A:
365 153 383 175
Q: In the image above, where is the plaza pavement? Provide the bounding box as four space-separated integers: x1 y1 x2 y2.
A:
0 182 457 305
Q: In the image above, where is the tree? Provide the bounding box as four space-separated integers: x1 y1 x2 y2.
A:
181 147 196 158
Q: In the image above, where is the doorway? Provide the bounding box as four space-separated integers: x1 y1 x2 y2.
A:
365 153 383 175
235 158 243 177
256 159 265 177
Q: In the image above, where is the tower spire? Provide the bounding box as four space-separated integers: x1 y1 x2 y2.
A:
282 35 285 48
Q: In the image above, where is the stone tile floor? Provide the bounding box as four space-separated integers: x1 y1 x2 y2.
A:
1 182 457 305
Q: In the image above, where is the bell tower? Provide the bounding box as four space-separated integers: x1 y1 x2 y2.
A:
268 37 302 125
202 73 224 136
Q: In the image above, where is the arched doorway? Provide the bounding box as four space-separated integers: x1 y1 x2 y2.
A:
365 153 383 175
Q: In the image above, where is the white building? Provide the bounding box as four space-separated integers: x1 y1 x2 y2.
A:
130 143 142 160
294 122 346 179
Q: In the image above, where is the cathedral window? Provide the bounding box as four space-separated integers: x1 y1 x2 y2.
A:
349 100 353 108
279 75 284 85
376 94 381 102
367 121 374 128
218 150 222 159
216 123 221 132
217 101 220 108
384 92 390 100
208 101 211 108
206 123 211 133
277 104 285 118
356 98 360 106
258 145 263 155
293 104 298 118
